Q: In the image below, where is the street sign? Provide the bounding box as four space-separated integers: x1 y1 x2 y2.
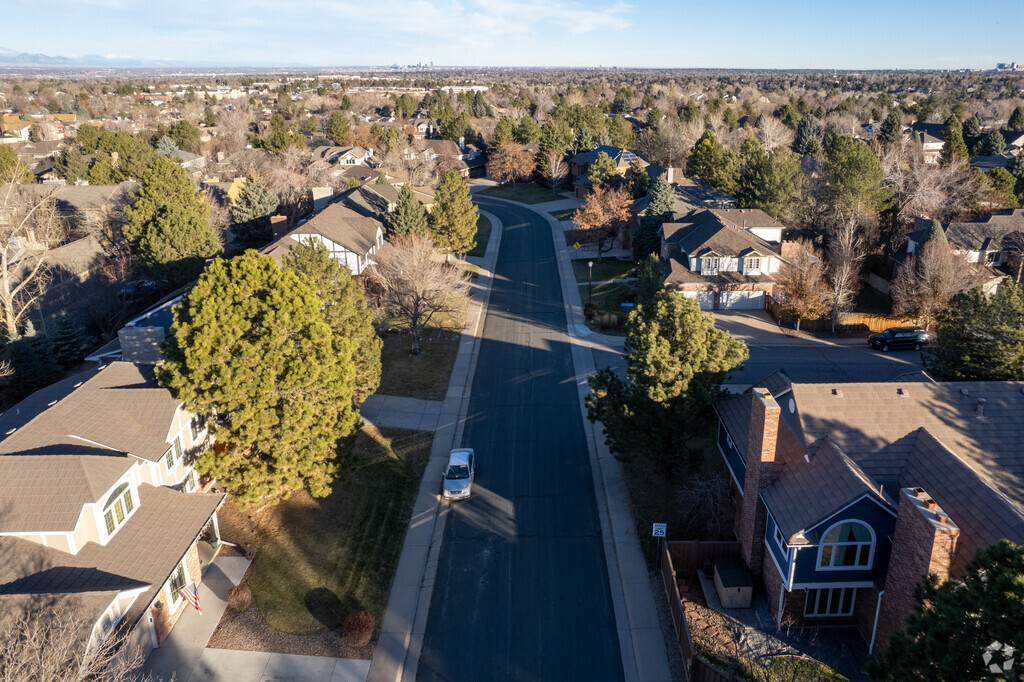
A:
652 523 666 538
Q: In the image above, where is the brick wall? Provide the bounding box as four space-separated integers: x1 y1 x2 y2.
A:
735 390 779 578
151 542 202 645
875 488 959 651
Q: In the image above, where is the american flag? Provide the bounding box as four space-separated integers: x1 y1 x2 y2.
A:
178 582 203 614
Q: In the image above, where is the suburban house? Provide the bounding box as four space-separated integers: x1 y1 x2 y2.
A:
569 145 643 182
2 182 139 229
338 182 435 221
264 200 385 276
907 122 945 164
659 208 785 310
714 374 1024 653
420 139 481 178
906 209 1024 281
311 145 374 167
0 336 224 665
0 115 32 143
635 169 736 216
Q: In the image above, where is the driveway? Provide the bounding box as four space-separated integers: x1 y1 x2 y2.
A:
713 311 926 388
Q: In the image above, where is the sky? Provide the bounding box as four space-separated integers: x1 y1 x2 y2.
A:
2 0 1021 69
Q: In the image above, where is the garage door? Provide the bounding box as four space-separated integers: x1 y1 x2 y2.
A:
720 291 765 310
682 291 715 310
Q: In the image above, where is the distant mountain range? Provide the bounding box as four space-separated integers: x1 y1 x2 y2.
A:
0 46 308 68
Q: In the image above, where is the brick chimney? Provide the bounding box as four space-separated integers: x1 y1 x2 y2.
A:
270 215 289 240
873 488 959 652
310 187 333 213
735 388 780 578
118 326 164 364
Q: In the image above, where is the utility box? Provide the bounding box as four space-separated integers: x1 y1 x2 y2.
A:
714 557 753 609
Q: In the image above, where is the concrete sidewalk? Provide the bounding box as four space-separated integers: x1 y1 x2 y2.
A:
142 555 250 681
481 195 673 682
365 208 504 682
361 394 443 432
188 650 370 682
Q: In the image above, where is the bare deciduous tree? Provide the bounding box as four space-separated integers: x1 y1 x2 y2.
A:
675 472 731 539
218 106 255 155
0 178 66 338
541 149 568 193
827 217 865 333
755 115 794 152
775 239 833 332
367 233 469 354
0 601 152 682
487 143 535 185
891 240 983 330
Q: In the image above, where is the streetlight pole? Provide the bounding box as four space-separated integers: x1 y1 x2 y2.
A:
588 260 594 306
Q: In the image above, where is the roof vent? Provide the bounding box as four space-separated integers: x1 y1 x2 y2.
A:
4 428 15 435
897 388 908 397
960 388 970 396
47 400 57 406
976 398 987 418
832 388 843 398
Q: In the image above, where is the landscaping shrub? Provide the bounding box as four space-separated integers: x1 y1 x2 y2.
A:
227 582 252 612
343 610 375 647
584 302 599 320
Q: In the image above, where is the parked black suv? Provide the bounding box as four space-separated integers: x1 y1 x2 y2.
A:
868 327 930 352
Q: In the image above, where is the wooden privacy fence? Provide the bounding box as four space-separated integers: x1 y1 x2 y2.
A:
666 540 741 573
767 296 916 334
660 541 695 674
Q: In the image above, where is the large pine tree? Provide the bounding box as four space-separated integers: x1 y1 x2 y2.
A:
283 240 382 403
430 172 478 255
158 252 359 510
940 115 969 166
389 184 429 239
123 155 221 284
230 172 279 247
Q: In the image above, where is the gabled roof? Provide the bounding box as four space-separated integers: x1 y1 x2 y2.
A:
762 438 891 544
272 202 382 257
941 209 1024 252
0 361 181 463
662 210 781 259
0 453 136 532
2 182 139 216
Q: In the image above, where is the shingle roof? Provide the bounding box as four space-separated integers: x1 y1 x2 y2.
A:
0 454 136 532
942 209 1024 252
0 484 223 653
3 182 138 216
762 438 890 544
662 210 781 259
274 202 382 257
0 361 181 463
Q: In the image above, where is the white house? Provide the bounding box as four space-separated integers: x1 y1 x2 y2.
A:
264 202 385 276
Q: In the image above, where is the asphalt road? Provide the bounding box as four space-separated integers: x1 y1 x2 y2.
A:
418 198 624 682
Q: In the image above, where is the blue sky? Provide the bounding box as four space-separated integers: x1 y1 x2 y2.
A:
2 0 1020 69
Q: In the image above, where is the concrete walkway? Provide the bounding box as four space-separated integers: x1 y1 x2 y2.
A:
360 395 443 432
365 208 504 682
188 650 370 682
473 196 673 681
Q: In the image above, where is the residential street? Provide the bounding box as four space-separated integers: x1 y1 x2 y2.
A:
417 198 625 681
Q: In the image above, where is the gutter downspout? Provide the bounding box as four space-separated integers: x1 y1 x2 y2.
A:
869 590 885 654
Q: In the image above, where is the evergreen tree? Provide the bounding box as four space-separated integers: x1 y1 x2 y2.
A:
50 313 93 368
264 114 304 152
430 172 478 255
123 155 221 284
687 129 740 194
635 253 664 311
576 126 597 152
940 115 969 166
5 321 59 398
586 291 748 474
607 115 635 149
825 136 892 218
982 130 1006 156
792 114 821 155
440 112 473 143
634 175 676 258
86 154 116 185
625 158 650 198
0 145 31 183
646 175 676 218
1010 106 1024 132
962 113 983 139
168 120 201 153
491 117 517 146
230 172 280 247
925 218 946 244
924 280 1024 381
736 145 801 220
158 252 359 510
326 111 352 146
878 109 904 145
283 240 381 404
156 136 179 156
588 152 619 188
985 167 1020 209
867 541 1024 682
203 107 216 127
75 124 101 154
515 116 541 144
54 146 88 184
388 184 429 239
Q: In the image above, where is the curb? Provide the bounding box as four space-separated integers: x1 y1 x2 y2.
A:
365 209 504 682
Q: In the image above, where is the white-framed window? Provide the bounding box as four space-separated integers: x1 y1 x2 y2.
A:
173 436 183 461
167 559 188 605
745 257 761 272
805 587 856 617
102 482 135 537
985 251 999 264
182 469 198 493
774 525 788 553
702 257 720 274
190 414 207 441
818 521 874 569
164 447 174 470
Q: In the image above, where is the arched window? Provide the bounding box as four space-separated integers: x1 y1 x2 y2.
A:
102 481 135 537
104 482 130 510
818 521 874 569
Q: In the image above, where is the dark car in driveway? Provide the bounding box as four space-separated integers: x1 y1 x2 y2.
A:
868 327 930 352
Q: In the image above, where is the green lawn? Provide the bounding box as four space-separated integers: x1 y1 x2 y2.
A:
853 286 892 315
245 425 433 634
378 329 460 401
564 229 588 247
549 208 576 222
478 182 567 204
467 214 492 258
571 258 635 283
580 282 633 313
